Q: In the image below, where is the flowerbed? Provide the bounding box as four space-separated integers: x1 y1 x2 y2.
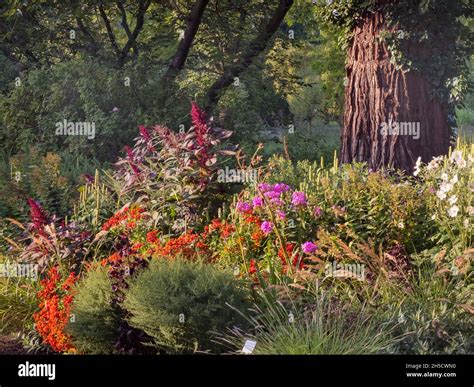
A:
2 105 473 355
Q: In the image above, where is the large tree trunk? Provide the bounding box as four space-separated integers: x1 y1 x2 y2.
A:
340 9 451 174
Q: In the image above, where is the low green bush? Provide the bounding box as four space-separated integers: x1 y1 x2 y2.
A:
67 266 121 354
123 259 251 354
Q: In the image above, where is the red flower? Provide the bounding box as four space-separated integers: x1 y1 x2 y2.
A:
132 242 144 251
102 206 144 231
191 102 208 136
292 255 305 270
249 259 257 275
124 145 140 175
190 102 212 168
124 145 135 160
244 214 262 226
146 230 159 244
204 219 235 239
278 243 295 266
251 230 263 247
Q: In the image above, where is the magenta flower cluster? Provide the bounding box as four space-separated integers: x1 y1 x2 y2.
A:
301 241 318 254
236 201 252 213
291 191 308 207
260 221 274 235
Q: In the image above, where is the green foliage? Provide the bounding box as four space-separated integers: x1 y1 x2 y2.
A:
221 287 397 354
67 265 121 354
0 148 75 220
0 60 156 160
259 155 435 252
123 259 251 354
0 255 38 336
382 261 473 354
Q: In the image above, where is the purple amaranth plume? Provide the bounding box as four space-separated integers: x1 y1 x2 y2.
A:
124 145 140 175
191 102 208 135
139 125 152 142
26 198 49 232
139 125 156 152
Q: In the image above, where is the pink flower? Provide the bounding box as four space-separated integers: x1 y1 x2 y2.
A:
270 198 283 206
314 206 323 218
257 183 272 193
260 221 273 235
301 241 317 254
252 196 263 207
277 210 286 220
292 191 307 206
264 190 281 199
273 183 290 193
236 201 252 213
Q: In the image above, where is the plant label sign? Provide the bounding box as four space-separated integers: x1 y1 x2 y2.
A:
241 340 257 354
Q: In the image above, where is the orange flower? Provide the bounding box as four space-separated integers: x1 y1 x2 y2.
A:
102 206 144 231
244 214 262 226
251 230 264 247
33 266 77 353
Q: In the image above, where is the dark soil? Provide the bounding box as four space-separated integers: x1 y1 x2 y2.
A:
0 335 27 355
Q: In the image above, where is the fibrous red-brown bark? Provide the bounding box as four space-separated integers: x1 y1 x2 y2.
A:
340 10 451 173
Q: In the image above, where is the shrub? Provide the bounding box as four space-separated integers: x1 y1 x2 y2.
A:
207 164 431 286
123 259 250 354
259 156 434 252
382 255 473 354
67 265 121 354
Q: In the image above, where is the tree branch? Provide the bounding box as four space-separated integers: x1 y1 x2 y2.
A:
163 0 210 79
204 0 294 113
75 17 100 55
98 3 121 59
116 0 151 65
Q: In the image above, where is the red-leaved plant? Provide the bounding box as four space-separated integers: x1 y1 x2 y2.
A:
109 102 234 233
11 198 92 272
